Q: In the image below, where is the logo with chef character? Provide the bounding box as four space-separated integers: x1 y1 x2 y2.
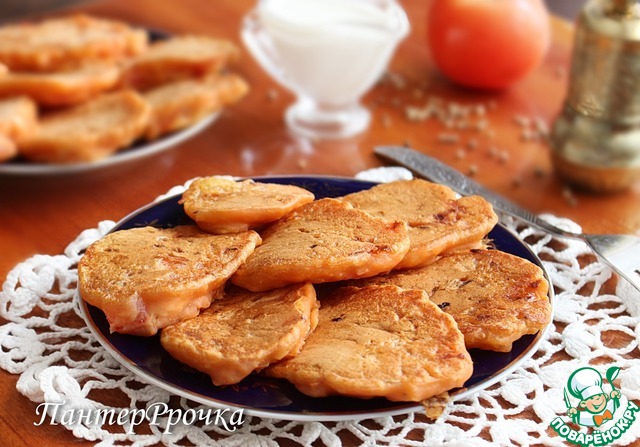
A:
550 366 639 446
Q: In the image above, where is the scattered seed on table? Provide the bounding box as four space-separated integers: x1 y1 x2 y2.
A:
474 119 489 132
473 105 486 116
438 133 460 144
484 128 496 139
513 115 531 127
498 151 510 164
521 128 535 141
405 106 429 122
534 117 549 136
562 186 578 207
533 166 546 178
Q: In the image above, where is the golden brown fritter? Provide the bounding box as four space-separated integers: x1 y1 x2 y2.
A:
18 89 150 163
350 249 551 352
0 14 147 71
161 283 318 386
0 96 37 161
119 35 240 90
181 177 315 234
142 74 249 140
0 64 121 107
231 198 410 291
340 179 498 269
78 225 261 336
267 285 472 402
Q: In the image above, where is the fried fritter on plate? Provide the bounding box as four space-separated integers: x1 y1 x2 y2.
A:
161 283 318 386
340 179 498 269
180 177 315 234
231 198 410 291
18 89 150 163
350 249 551 352
119 35 240 90
0 64 121 107
142 73 249 140
0 14 147 71
0 134 17 162
78 225 261 336
267 285 473 402
0 96 38 153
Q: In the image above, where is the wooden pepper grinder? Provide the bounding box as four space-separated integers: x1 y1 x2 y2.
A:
550 0 640 192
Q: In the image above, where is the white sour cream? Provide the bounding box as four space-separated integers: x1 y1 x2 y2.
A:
256 0 410 105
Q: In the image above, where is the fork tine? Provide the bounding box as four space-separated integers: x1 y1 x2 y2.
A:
587 235 640 292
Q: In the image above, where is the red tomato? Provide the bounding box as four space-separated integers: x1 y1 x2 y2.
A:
426 0 551 90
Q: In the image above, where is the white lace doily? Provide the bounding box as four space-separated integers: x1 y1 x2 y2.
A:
1 169 640 447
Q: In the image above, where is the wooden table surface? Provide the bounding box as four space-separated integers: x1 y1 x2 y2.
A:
0 0 638 445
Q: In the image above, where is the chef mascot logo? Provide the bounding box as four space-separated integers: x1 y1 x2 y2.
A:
550 366 639 446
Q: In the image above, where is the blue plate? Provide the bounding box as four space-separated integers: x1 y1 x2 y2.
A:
79 175 553 421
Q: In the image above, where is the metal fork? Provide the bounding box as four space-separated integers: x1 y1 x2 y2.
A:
374 146 640 293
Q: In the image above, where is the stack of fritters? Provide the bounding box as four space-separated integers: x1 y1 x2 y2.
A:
78 178 552 407
0 14 248 163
